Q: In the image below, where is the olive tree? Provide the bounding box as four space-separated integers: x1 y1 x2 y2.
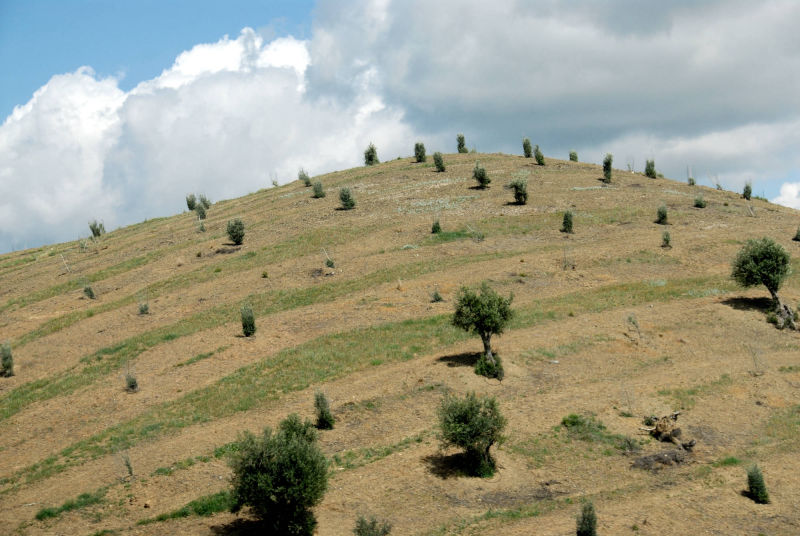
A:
229 414 328 535
438 392 506 477
732 237 795 329
452 282 513 367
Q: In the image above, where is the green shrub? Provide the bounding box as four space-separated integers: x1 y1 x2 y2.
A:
569 150 578 162
645 159 656 178
793 226 800 242
457 133 468 153
452 282 513 367
602 153 613 183
747 465 770 504
688 177 696 186
88 220 105 238
414 142 426 163
655 204 668 224
364 143 379 166
534 144 545 166
325 258 335 269
474 353 504 380
731 237 790 302
431 219 442 234
431 288 443 302
138 302 149 315
339 188 356 210
522 138 532 158
508 179 528 205
186 194 197 211
694 196 707 208
229 415 328 535
314 392 335 430
473 163 490 189
125 373 139 392
353 515 392 536
299 168 312 187
241 305 256 337
195 203 207 220
438 392 506 477
84 285 96 299
743 182 752 200
312 181 326 198
661 231 671 248
576 501 597 536
561 211 574 233
433 151 445 172
226 218 245 245
35 489 107 521
1 343 13 378
198 194 211 209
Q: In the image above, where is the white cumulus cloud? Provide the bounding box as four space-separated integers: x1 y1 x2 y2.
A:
0 28 413 252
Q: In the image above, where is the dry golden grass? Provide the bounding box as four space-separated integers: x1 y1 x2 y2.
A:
1 152 799 535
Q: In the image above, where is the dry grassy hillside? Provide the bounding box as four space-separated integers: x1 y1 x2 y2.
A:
1 151 799 535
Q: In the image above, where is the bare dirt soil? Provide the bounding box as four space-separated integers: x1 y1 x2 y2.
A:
1 152 799 535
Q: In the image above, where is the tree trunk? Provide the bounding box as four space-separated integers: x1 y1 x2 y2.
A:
769 289 797 330
480 333 496 365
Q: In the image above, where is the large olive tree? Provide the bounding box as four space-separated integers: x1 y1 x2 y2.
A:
452 282 513 366
731 237 795 329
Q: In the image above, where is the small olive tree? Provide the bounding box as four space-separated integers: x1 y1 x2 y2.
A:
743 182 752 200
229 415 328 535
457 133 468 153
186 193 197 210
1 343 13 378
732 237 795 329
226 218 245 245
438 392 506 477
602 153 613 183
339 188 355 210
473 163 490 189
645 159 656 178
569 150 578 162
534 144 545 166
414 142 426 163
522 138 532 158
364 143 379 166
433 151 446 172
507 179 528 205
576 502 597 536
452 282 513 372
88 220 105 238
746 465 770 504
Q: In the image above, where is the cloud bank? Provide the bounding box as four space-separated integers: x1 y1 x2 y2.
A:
2 0 799 253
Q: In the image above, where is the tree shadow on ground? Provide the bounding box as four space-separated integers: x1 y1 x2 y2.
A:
211 518 265 536
422 452 473 479
436 351 481 368
721 296 773 313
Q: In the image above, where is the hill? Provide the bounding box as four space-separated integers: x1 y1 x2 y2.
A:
1 151 799 535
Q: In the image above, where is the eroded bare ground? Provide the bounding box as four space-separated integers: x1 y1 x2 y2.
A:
1 153 799 535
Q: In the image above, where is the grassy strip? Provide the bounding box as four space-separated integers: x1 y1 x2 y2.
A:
0 249 516 424
657 373 733 410
174 345 230 368
1 253 156 316
34 488 107 521
331 431 430 471
11 224 372 349
3 274 735 491
136 490 232 525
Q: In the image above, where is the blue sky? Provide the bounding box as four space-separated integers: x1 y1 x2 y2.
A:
0 0 313 118
1 0 799 254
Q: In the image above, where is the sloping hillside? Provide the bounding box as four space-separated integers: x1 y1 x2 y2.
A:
1 151 799 535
